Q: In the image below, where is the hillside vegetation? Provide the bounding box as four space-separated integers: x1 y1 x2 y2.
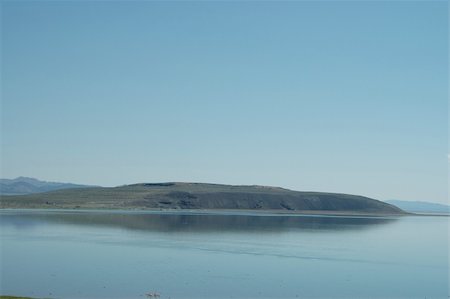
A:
0 182 404 215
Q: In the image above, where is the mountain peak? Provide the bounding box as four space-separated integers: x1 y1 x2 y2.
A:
0 177 95 195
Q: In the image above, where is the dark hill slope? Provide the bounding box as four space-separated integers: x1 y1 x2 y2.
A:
0 182 404 214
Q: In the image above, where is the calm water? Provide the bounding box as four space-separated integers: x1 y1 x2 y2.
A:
0 210 448 299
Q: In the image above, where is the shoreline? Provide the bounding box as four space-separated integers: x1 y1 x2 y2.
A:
0 207 433 218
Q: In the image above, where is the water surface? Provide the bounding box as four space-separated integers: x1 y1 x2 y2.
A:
0 210 448 298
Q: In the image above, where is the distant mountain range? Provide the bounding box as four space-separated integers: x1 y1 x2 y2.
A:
1 181 404 215
0 177 96 195
3 177 446 216
386 200 449 214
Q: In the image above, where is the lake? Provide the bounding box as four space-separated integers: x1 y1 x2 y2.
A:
0 210 448 299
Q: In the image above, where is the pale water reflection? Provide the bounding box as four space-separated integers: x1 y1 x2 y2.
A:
0 210 448 299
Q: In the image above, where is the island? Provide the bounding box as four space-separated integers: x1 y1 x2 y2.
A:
0 182 405 215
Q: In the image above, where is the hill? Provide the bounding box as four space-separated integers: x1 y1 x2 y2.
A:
0 177 96 195
0 182 404 215
386 200 449 214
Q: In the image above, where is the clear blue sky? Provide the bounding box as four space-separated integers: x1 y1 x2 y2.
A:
1 1 448 203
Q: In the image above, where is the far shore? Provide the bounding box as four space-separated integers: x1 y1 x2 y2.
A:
2 207 443 217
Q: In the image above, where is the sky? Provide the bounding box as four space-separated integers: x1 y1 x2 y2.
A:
0 1 448 204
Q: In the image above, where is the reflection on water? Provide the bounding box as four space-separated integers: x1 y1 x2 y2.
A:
0 210 398 233
0 210 448 299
